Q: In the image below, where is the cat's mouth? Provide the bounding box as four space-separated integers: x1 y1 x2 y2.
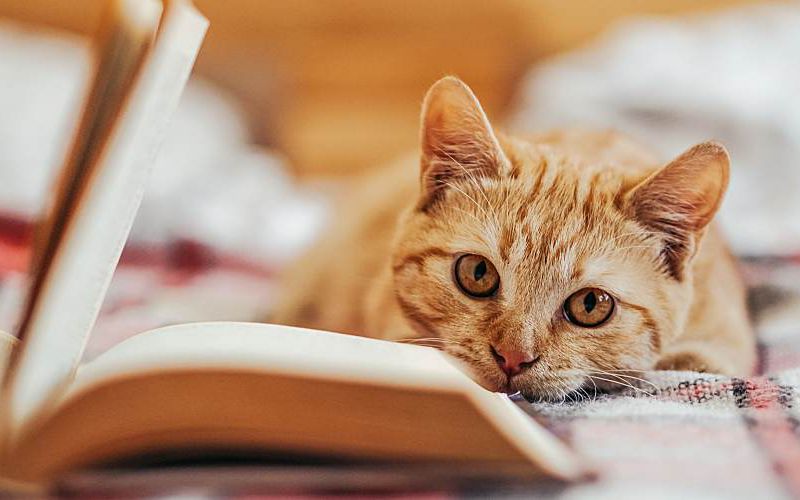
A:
508 368 654 402
505 374 589 402
444 347 586 401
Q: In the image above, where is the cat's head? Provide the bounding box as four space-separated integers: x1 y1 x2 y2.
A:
391 77 729 400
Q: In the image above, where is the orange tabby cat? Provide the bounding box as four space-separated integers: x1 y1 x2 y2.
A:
271 76 755 400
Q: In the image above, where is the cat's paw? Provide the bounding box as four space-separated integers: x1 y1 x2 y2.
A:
655 351 715 373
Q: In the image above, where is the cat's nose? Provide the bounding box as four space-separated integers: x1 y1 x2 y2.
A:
490 344 538 377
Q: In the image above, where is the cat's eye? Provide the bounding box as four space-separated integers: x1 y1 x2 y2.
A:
454 254 500 298
563 287 615 327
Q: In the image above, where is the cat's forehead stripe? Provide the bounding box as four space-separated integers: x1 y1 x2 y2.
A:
526 154 548 200
499 225 514 262
422 143 657 301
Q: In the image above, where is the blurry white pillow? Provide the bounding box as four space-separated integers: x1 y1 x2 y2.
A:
512 4 800 256
0 21 326 265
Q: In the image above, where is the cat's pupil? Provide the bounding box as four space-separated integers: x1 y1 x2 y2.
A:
583 291 597 313
474 260 487 281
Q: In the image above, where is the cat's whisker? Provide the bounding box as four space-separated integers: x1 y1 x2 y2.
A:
396 337 445 343
447 206 484 227
398 339 443 345
576 387 586 402
439 180 490 221
590 368 660 392
439 149 500 225
410 343 454 350
398 338 464 350
547 367 656 397
541 370 600 403
613 243 654 250
427 339 473 352
596 368 647 372
586 374 639 393
585 374 599 400
613 245 658 253
420 338 462 345
445 346 488 370
606 229 651 244
587 374 654 396
594 371 660 392
436 171 502 239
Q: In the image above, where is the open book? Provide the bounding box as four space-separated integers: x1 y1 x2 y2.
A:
0 0 588 488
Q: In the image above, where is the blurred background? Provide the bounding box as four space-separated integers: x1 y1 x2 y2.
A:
0 0 770 174
0 0 798 358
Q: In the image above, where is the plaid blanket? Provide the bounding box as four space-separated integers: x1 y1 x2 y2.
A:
0 215 276 359
529 372 800 499
527 259 800 499
2 216 800 498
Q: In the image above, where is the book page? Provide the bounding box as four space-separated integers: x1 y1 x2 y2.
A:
70 322 473 392
9 322 586 483
3 0 208 434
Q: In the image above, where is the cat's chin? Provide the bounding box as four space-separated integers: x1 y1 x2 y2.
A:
505 374 592 403
471 369 589 403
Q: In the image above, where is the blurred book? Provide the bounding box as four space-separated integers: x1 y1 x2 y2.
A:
0 0 586 494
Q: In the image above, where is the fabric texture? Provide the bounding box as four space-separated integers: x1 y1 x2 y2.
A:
523 258 800 499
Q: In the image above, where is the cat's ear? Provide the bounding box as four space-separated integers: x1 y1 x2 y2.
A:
626 141 729 279
418 76 510 207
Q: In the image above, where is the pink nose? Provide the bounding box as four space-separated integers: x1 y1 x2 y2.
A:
491 345 537 377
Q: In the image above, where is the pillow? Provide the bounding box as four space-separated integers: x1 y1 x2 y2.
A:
511 4 800 256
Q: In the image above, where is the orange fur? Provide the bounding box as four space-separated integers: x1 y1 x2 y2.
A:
271 77 755 400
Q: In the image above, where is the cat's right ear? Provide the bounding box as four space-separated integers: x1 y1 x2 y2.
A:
418 76 510 208
626 141 730 280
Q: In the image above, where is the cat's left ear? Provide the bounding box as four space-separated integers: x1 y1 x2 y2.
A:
418 76 510 208
626 141 730 279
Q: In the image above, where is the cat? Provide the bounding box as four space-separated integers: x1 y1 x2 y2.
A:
271 76 755 401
